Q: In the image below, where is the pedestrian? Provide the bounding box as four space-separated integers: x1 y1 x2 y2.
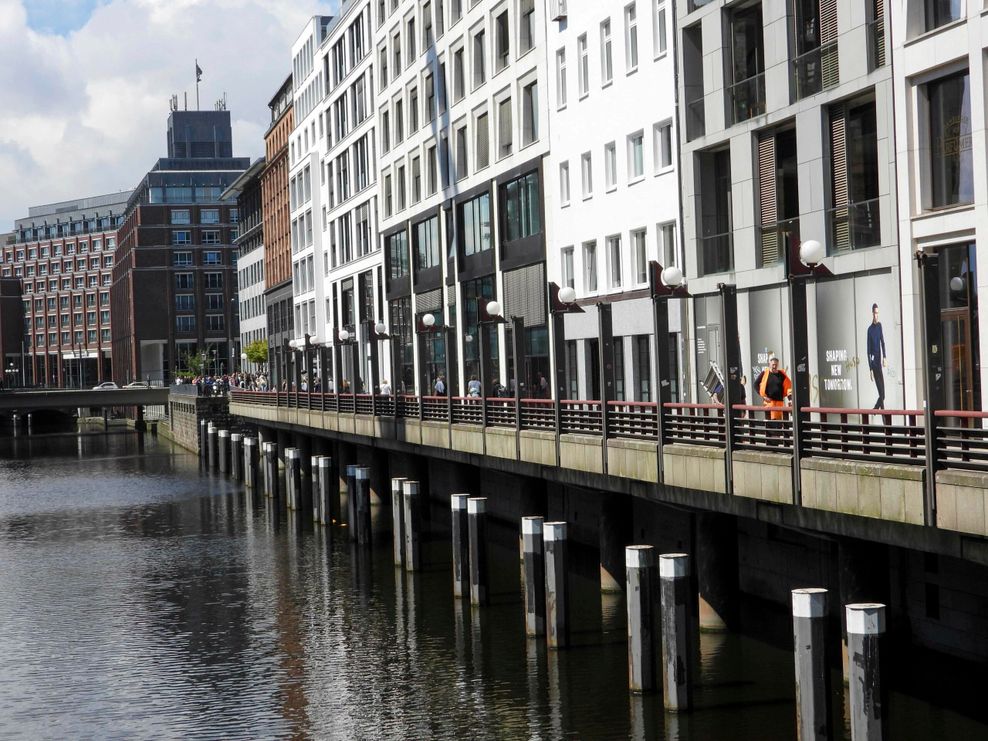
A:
467 375 481 398
537 372 549 398
379 379 392 396
753 357 791 421
434 374 447 395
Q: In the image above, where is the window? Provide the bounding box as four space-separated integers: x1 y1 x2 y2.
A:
206 293 225 311
925 0 962 31
927 70 972 209
696 148 733 275
659 222 677 267
791 0 839 99
451 0 462 25
728 4 765 123
453 47 466 101
683 24 704 140
561 247 575 288
455 125 469 180
202 230 221 245
631 229 648 284
559 161 570 206
654 121 672 172
521 81 538 145
628 131 644 180
176 273 194 290
381 109 391 152
607 235 623 288
205 272 223 289
395 98 404 142
601 20 613 85
206 315 225 332
173 251 193 266
501 171 541 241
201 209 220 224
203 250 222 265
176 316 196 332
459 192 492 256
519 0 535 54
384 174 393 216
393 32 402 76
605 142 617 190
473 29 486 88
583 241 598 292
426 143 438 195
581 152 593 198
476 112 490 169
411 156 422 202
498 97 513 158
424 1 434 46
556 48 567 108
625 3 638 71
175 294 195 311
495 10 509 72
379 46 389 87
407 16 417 59
414 216 441 271
170 209 190 224
387 230 410 279
396 164 406 210
409 85 419 130
577 34 589 96
829 99 880 252
425 72 436 120
171 231 191 245
653 0 667 57
756 128 799 266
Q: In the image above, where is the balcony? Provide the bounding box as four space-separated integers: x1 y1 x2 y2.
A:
828 198 881 255
757 217 799 268
686 97 706 141
728 72 766 125
792 42 838 100
698 231 733 276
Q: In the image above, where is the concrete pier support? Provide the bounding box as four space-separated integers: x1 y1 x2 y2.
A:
263 442 279 499
659 553 694 712
218 430 230 474
285 448 301 510
317 457 333 526
544 521 569 649
694 511 740 631
467 497 488 607
451 494 470 599
392 477 407 567
626 545 657 693
345 465 358 539
199 420 208 465
244 437 258 489
522 516 546 637
792 588 832 741
354 466 372 545
311 455 321 522
207 423 218 470
230 433 243 481
402 480 422 571
846 603 886 741
599 495 632 593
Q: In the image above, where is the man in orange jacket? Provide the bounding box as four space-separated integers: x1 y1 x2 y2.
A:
753 357 792 421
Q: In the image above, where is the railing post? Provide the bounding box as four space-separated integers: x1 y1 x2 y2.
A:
653 296 672 482
598 303 614 474
918 252 944 527
718 283 740 496
788 276 809 506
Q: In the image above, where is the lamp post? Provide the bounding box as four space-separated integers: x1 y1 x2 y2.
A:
549 283 584 437
787 238 831 505
367 320 390 415
335 328 357 395
418 312 453 421
649 262 690 481
239 351 248 374
478 299 506 429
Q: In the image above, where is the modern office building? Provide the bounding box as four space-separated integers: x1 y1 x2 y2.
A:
3 192 130 387
222 158 267 374
0 234 24 386
376 0 550 396
544 0 684 403
111 108 250 383
262 74 296 387
891 1 987 411
675 0 898 410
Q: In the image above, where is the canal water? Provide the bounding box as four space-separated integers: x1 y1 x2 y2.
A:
0 431 985 739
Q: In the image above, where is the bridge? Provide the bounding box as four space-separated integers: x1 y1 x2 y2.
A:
0 387 171 413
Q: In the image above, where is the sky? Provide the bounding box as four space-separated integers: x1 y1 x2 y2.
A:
0 0 337 232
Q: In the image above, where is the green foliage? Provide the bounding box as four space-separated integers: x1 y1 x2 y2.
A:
183 350 205 376
244 339 268 365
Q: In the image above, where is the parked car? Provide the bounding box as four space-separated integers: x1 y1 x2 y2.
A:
92 381 119 390
124 380 151 388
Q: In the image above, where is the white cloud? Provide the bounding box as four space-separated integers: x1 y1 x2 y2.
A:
0 0 335 231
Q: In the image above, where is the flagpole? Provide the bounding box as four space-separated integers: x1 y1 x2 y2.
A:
195 58 200 110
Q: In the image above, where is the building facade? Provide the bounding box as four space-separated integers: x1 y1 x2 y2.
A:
4 192 129 387
544 0 684 404
262 75 296 387
676 0 898 410
111 109 249 383
223 158 267 374
376 0 550 397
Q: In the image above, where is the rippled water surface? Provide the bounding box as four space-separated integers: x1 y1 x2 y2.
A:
0 432 985 740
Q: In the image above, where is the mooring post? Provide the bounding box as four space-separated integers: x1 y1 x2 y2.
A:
846 603 886 741
346 464 358 540
230 433 243 481
207 423 218 470
199 419 209 465
354 466 372 544
402 480 421 571
659 553 694 712
392 477 407 567
522 516 546 637
264 442 279 499
467 497 488 606
544 521 569 649
627 545 657 693
317 457 333 527
244 437 258 489
792 588 832 741
218 429 230 474
285 448 301 510
311 456 322 522
451 494 471 599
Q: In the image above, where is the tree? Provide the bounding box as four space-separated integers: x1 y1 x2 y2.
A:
182 350 205 377
244 339 268 366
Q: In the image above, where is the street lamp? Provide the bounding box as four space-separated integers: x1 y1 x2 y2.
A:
417 312 454 419
334 327 357 394
368 320 390 405
549 282 585 440
239 351 247 373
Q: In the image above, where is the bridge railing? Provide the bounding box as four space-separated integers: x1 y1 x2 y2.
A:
802 407 925 465
520 399 555 430
733 405 793 454
560 399 603 435
452 397 484 425
934 410 988 471
422 396 449 422
608 401 659 440
662 403 726 446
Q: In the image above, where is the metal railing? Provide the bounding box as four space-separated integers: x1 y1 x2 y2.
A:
422 396 449 422
520 399 555 430
792 42 839 100
662 403 726 446
609 401 659 439
452 397 484 425
829 198 881 255
733 405 793 455
757 218 799 268
686 97 705 141
560 400 604 435
698 232 733 277
803 407 925 465
485 398 517 428
728 72 766 124
934 411 988 471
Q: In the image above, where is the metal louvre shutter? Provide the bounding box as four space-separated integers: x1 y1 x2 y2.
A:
756 135 778 267
416 288 442 314
830 106 850 254
820 0 840 89
873 0 886 68
504 263 546 328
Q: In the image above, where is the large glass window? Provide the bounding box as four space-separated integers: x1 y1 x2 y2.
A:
925 0 961 31
928 70 973 209
387 230 409 279
501 172 541 242
458 192 492 256
414 216 440 271
461 275 498 386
